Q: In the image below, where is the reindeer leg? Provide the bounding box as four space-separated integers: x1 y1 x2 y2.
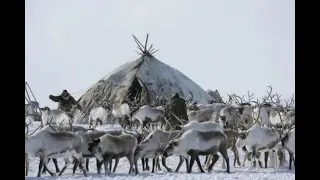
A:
205 155 213 170
104 158 111 175
185 157 190 173
219 148 230 173
156 156 162 171
97 159 102 174
289 153 293 170
86 158 89 171
141 158 145 171
145 158 150 171
255 152 262 168
58 158 71 176
175 156 184 172
204 155 209 166
52 158 60 173
161 157 173 172
25 153 29 176
188 152 197 173
233 146 241 167
72 159 80 175
135 158 139 174
208 154 219 172
43 156 57 176
127 154 134 174
37 156 45 177
264 152 269 168
109 159 113 172
151 158 156 173
113 158 119 173
41 158 49 175
195 156 205 173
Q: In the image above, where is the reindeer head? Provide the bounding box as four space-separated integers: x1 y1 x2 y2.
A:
236 130 250 148
39 107 51 115
219 106 242 129
163 139 180 158
88 138 101 155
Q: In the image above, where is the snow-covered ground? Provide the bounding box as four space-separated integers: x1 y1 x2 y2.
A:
25 121 295 180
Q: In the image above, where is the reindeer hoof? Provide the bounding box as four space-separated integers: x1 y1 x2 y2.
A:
167 168 173 172
51 173 57 176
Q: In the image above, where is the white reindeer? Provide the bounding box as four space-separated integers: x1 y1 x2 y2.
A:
163 129 230 173
40 107 72 127
236 123 284 168
135 129 181 174
219 106 243 129
89 106 111 128
25 127 87 177
171 113 225 172
112 102 137 129
87 133 138 175
131 105 165 130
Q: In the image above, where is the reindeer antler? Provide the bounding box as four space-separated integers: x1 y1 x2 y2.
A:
262 85 274 103
244 90 255 105
186 90 194 103
251 99 262 126
232 94 244 106
225 94 233 105
284 94 295 109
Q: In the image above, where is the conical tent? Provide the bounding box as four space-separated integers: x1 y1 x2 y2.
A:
77 35 217 113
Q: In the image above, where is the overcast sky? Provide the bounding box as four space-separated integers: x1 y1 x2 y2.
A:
25 0 295 108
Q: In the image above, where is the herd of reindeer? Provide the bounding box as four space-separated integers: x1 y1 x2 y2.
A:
25 85 295 177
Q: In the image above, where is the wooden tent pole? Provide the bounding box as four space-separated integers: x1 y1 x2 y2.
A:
25 82 32 104
26 82 38 103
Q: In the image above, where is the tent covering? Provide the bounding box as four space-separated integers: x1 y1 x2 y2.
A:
78 54 216 113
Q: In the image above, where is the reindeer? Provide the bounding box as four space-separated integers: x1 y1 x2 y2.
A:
186 90 202 112
219 106 244 130
268 94 295 129
72 130 122 174
25 120 38 176
187 102 228 124
172 113 226 172
281 128 295 170
131 105 166 130
163 129 230 173
112 102 134 129
87 133 138 175
134 129 181 173
25 124 87 177
231 91 256 127
89 94 115 128
236 101 292 170
40 124 89 175
40 107 72 127
204 129 241 169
